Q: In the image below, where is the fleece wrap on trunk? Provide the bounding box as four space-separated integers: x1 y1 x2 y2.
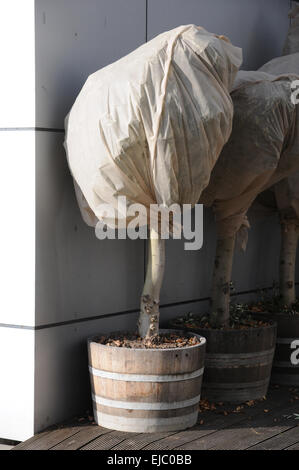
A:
258 30 299 229
199 69 299 250
64 25 242 229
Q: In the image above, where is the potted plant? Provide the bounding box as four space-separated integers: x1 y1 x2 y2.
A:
248 176 299 386
171 64 299 403
248 8 299 385
64 25 242 431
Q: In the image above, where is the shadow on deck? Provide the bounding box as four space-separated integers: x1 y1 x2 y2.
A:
13 385 299 450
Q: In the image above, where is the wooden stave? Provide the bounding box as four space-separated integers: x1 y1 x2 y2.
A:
92 403 199 418
193 321 277 354
93 408 199 433
202 377 271 402
88 329 206 432
169 318 277 403
253 312 299 386
272 335 299 386
90 374 203 403
88 329 205 376
201 352 274 402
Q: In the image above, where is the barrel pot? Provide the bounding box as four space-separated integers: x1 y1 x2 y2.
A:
87 329 206 433
268 313 299 386
170 318 277 403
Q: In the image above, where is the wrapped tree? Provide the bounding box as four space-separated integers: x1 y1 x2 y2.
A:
64 25 242 339
200 70 299 327
255 175 299 308
283 3 299 56
275 176 299 306
258 6 299 308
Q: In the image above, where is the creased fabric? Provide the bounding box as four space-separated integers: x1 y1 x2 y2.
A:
259 44 299 228
200 69 299 246
64 25 242 227
253 174 299 231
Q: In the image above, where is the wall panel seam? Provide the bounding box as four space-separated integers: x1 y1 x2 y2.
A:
0 127 64 133
1 283 297 331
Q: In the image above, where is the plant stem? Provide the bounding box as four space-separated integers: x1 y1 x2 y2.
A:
279 221 298 307
210 235 236 328
138 228 165 339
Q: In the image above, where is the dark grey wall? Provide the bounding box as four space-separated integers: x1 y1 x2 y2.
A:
147 0 291 70
32 0 295 432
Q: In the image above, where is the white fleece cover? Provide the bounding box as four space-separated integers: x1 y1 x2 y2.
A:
259 30 299 225
64 25 242 228
199 69 299 247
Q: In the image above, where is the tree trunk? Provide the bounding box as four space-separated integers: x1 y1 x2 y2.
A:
210 235 236 328
280 221 298 307
138 229 165 339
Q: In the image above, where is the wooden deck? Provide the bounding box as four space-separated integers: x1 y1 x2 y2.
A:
13 385 299 450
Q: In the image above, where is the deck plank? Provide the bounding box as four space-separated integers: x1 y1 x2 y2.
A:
13 387 299 450
12 431 52 450
143 387 293 450
111 432 177 451
51 425 112 450
80 430 139 450
13 427 82 450
285 439 299 450
177 403 299 450
249 425 299 450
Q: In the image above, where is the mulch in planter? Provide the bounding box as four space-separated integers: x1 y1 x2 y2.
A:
248 296 299 316
171 306 270 331
96 332 201 349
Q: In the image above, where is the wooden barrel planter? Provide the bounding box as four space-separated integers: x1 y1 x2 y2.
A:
87 329 206 433
263 313 299 386
170 318 277 403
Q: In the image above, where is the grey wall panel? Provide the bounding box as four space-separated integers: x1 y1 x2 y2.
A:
147 0 291 307
34 312 139 432
147 0 290 70
34 299 208 433
35 0 146 129
160 208 281 309
34 0 293 326
35 132 144 326
232 211 281 294
160 208 216 305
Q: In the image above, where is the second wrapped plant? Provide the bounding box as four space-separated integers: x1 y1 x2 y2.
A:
172 64 299 402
